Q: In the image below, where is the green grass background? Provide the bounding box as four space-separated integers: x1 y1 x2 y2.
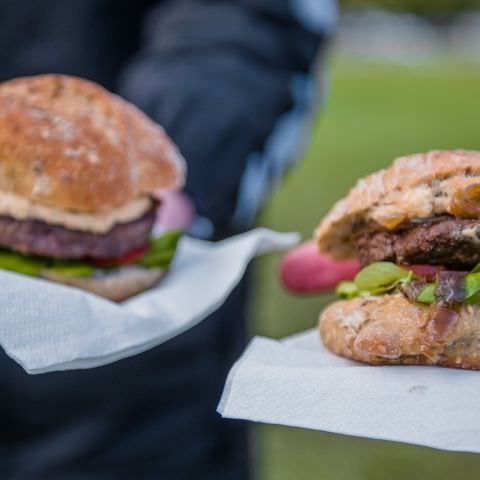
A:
251 58 480 480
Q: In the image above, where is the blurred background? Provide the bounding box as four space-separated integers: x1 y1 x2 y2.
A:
251 0 480 479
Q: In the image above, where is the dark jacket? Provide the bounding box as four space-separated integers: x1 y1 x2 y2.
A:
0 1 332 478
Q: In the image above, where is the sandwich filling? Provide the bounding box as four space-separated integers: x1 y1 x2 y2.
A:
338 216 480 309
0 203 181 279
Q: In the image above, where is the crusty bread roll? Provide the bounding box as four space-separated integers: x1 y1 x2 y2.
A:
315 150 480 259
0 74 185 215
42 266 165 302
315 150 480 369
319 294 480 370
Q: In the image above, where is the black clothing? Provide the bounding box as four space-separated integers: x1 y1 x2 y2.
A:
0 1 325 478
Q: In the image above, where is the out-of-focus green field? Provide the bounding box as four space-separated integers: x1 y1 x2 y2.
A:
252 58 480 480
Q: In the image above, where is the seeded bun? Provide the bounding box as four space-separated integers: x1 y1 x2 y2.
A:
319 294 480 370
315 150 480 259
42 266 165 302
0 74 185 214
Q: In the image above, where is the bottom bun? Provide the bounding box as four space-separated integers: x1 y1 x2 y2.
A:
42 266 165 302
319 294 480 370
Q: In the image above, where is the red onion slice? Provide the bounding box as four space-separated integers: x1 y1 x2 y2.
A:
401 280 428 302
435 271 466 305
424 306 459 345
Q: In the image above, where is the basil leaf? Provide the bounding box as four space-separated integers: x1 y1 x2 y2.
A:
369 269 414 295
465 272 480 299
471 264 480 274
0 250 46 276
354 262 413 293
336 281 359 299
467 291 480 304
416 283 436 304
466 272 480 304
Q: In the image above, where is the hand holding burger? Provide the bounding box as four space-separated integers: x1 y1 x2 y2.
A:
280 241 360 293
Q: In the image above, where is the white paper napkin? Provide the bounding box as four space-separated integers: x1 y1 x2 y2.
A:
0 228 298 374
218 329 480 453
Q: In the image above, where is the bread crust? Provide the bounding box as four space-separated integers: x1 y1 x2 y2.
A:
319 294 480 369
315 150 480 259
0 75 185 213
42 266 165 302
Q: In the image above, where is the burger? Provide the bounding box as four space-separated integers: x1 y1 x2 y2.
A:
316 150 480 369
0 74 185 301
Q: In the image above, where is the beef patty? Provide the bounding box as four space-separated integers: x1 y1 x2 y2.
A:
355 218 480 269
0 207 156 259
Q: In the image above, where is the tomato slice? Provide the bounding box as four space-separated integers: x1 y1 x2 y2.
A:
401 264 444 280
89 245 150 268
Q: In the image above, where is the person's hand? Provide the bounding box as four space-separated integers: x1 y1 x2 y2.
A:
280 241 360 294
154 191 196 230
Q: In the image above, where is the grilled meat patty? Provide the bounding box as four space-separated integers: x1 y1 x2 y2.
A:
355 217 480 269
0 207 156 259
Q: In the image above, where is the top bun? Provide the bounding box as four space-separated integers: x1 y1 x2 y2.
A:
0 74 185 213
315 150 480 259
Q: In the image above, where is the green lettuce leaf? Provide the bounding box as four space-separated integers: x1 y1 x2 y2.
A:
46 260 95 277
0 250 96 278
0 250 47 276
137 230 182 269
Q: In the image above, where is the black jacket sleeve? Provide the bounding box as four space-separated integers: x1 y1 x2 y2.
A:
118 0 334 237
